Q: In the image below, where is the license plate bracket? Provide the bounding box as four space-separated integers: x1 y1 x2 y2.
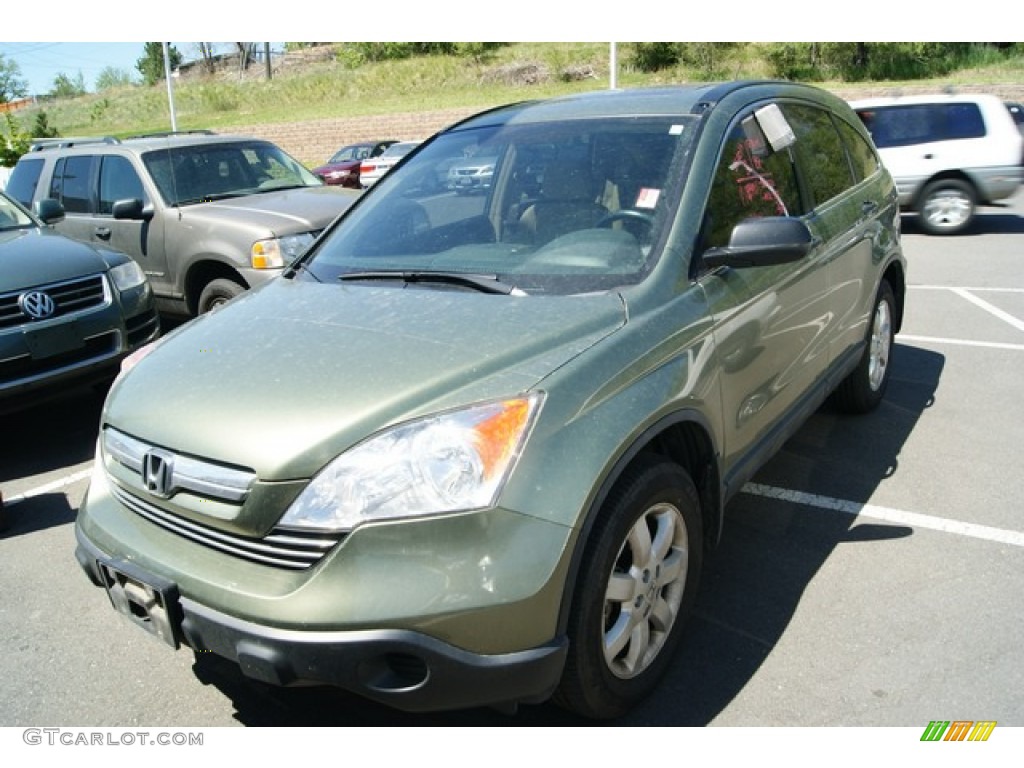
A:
97 558 182 649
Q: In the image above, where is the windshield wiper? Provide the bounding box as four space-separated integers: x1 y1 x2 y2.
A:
339 270 518 295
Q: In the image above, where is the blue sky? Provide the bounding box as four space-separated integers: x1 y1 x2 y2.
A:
0 42 249 95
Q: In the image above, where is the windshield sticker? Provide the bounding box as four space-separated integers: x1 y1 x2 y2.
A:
669 124 685 135
636 188 661 209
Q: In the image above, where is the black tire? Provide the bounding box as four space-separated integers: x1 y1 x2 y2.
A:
832 279 896 414
917 179 976 236
197 278 245 314
554 456 703 719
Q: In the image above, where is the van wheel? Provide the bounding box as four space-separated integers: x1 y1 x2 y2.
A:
554 456 702 719
833 279 895 414
198 278 245 314
918 179 975 235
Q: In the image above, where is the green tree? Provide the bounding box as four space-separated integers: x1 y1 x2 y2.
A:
136 42 182 86
51 71 87 99
1 52 29 103
32 111 60 139
1 112 31 166
96 66 135 91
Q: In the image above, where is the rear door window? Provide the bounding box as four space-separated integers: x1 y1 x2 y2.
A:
49 155 96 214
783 104 855 207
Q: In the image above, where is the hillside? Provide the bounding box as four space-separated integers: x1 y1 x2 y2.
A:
9 43 1024 167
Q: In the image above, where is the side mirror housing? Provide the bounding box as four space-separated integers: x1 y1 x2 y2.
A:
112 198 153 221
34 198 65 224
703 217 814 270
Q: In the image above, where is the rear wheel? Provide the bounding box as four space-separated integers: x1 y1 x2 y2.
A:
555 456 702 719
918 179 975 235
833 279 895 413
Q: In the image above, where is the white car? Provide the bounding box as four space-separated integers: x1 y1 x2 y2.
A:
358 140 421 188
850 94 1024 234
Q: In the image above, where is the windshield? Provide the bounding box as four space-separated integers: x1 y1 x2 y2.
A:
0 191 36 230
305 115 696 295
142 140 322 207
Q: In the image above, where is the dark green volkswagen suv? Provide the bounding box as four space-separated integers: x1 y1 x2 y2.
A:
75 82 906 719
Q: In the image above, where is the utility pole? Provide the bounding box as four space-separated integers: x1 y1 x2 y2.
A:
265 42 272 80
162 42 178 132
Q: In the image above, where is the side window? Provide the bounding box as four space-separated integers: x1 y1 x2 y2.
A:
98 156 145 215
783 104 854 207
5 158 45 207
702 114 802 250
943 103 986 140
49 155 95 214
836 118 880 183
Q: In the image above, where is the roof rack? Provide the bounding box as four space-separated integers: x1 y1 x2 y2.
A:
124 129 217 140
29 136 121 151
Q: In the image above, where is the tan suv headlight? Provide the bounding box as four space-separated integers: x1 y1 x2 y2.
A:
251 233 316 269
279 395 543 533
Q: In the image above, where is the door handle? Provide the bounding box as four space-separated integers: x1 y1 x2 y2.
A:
94 227 112 240
861 200 878 216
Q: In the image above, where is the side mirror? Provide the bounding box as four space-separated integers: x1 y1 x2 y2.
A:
112 198 153 221
703 217 815 270
34 198 65 224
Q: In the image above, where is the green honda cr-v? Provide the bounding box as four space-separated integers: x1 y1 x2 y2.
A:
75 81 906 719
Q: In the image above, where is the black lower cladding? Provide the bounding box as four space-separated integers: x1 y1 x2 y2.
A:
75 527 568 713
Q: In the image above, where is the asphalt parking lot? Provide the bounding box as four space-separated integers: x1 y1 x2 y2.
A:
1 193 1023 728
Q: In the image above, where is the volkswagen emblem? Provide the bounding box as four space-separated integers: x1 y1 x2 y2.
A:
18 290 57 320
142 449 176 498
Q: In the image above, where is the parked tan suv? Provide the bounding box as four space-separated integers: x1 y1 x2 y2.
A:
6 132 359 316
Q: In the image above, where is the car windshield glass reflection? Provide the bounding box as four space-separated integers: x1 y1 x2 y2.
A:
0 193 35 230
307 116 695 295
142 141 322 207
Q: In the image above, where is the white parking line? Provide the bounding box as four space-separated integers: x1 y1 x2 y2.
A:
743 483 1024 548
3 468 92 507
950 287 1024 333
897 334 1024 351
903 285 1024 349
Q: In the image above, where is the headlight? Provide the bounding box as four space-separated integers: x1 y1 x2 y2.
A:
109 260 147 291
251 233 316 269
279 395 543 532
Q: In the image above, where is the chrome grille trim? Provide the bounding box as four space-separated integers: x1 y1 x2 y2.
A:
104 427 255 502
109 483 341 570
0 273 110 329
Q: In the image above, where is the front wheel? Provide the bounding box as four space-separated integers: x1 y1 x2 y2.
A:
554 457 702 719
197 278 245 314
917 179 975 235
832 279 896 413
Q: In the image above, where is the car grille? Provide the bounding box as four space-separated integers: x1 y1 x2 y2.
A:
103 427 342 570
109 484 342 570
0 274 108 330
0 331 119 386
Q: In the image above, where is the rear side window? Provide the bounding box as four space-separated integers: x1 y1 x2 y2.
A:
858 103 986 148
836 118 880 182
5 158 44 207
49 155 95 214
783 104 854 207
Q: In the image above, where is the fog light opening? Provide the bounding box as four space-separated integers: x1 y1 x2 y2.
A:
359 652 430 693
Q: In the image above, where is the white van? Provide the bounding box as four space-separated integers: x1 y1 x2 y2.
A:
851 94 1023 234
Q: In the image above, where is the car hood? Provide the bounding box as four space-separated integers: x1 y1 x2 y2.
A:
183 186 359 234
105 278 626 480
0 228 117 291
